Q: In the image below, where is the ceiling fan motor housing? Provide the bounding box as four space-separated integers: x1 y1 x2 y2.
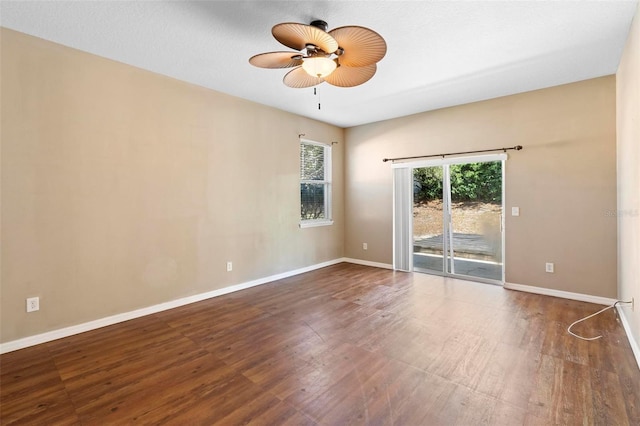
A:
310 20 329 32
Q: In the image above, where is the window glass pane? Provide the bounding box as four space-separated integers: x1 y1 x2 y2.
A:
300 143 325 180
301 183 325 220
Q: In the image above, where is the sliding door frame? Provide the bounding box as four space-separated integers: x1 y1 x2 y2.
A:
392 153 507 284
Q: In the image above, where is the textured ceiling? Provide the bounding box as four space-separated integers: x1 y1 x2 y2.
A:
1 1 637 128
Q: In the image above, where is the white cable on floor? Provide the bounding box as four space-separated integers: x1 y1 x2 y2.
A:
567 300 632 341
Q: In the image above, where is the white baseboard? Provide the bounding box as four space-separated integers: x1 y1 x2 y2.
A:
504 282 617 306
0 258 345 354
616 306 640 371
341 257 394 270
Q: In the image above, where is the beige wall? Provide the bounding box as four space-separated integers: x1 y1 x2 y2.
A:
0 28 344 343
617 3 640 351
345 77 618 298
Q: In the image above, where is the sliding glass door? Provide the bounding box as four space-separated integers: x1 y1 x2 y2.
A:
411 159 504 283
412 166 445 274
447 162 503 281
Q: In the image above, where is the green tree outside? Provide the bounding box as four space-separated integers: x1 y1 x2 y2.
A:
413 162 502 203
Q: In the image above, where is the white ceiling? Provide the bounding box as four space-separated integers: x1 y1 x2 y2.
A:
1 1 637 128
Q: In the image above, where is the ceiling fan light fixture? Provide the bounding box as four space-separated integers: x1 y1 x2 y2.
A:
251 19 386 88
301 56 337 78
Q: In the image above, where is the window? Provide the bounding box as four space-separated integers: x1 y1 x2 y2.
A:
300 139 333 227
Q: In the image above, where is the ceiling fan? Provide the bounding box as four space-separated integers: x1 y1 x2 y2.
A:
249 20 386 88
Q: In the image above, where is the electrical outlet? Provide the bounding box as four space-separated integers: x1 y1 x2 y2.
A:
545 263 554 273
26 297 39 312
363 243 368 250
622 297 635 311
226 261 233 272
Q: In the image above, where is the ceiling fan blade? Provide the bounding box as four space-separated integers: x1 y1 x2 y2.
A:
329 26 387 67
324 63 377 88
272 23 338 53
249 51 303 69
283 67 324 88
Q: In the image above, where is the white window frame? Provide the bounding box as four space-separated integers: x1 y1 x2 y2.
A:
300 139 333 228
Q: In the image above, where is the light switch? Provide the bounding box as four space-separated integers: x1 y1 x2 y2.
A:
512 207 520 216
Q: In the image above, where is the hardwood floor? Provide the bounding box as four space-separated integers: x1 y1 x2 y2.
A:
2 263 639 425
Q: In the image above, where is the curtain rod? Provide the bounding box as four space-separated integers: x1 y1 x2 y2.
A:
382 145 523 163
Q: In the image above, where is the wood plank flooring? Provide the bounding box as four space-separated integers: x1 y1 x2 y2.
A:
2 263 639 425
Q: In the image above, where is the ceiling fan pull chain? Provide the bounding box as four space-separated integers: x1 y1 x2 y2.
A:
313 87 321 110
